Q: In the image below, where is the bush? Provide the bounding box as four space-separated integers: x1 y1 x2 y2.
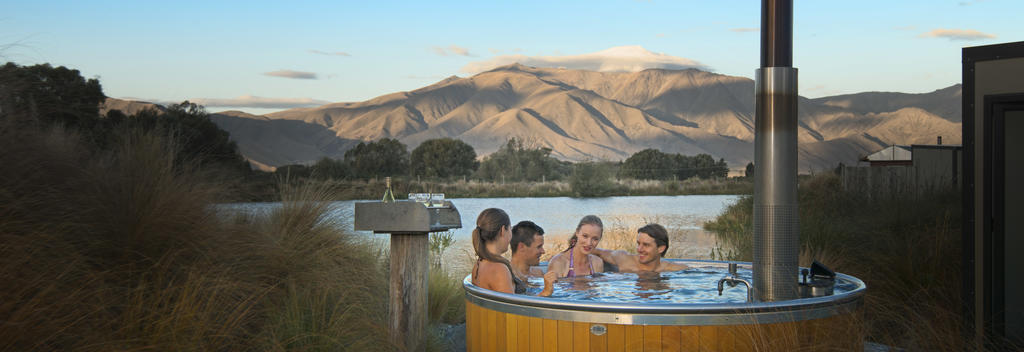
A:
704 173 969 350
569 161 620 197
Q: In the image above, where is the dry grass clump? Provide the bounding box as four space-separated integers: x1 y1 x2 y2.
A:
702 172 994 351
0 122 450 351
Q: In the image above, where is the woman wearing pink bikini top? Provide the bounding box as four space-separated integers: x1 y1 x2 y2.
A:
547 215 605 278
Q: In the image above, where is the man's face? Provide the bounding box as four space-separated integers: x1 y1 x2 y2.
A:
636 232 665 265
523 234 545 266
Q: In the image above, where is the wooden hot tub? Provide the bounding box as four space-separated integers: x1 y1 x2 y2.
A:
463 260 865 351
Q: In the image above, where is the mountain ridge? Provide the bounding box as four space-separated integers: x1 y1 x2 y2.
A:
105 64 961 173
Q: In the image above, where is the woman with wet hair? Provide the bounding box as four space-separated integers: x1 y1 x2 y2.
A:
471 208 554 296
546 215 605 278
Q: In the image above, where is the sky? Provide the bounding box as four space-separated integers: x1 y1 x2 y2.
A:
2 0 1019 115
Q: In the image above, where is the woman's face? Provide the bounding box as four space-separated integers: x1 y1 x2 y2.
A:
575 224 603 255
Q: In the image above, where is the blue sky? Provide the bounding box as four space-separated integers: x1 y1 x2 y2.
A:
2 0 1018 115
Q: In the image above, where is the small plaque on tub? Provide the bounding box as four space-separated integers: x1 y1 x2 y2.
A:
590 324 607 336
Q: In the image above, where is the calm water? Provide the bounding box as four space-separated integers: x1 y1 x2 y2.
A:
225 195 741 275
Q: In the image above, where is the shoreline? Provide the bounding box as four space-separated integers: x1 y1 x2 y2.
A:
243 177 753 202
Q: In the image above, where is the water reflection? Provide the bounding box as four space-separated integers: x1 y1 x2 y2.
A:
634 272 672 299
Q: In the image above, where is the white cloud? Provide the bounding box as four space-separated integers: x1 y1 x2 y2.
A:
918 28 996 41
432 45 473 56
461 45 710 74
263 70 318 79
189 95 330 109
730 28 759 33
308 49 351 57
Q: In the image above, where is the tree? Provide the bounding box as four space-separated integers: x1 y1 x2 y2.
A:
688 154 727 179
311 157 348 180
343 138 409 179
745 162 755 178
474 137 569 182
113 101 251 174
0 62 105 128
410 138 478 179
570 161 619 197
619 148 677 180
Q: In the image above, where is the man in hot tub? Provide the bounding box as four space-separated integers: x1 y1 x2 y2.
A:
591 223 690 273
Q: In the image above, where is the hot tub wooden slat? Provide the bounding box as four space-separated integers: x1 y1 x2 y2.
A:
528 316 543 352
625 325 643 351
558 320 573 351
661 325 681 352
606 324 624 352
573 321 590 352
466 301 477 352
718 325 737 352
542 318 558 352
733 324 754 351
698 325 717 351
495 308 507 352
643 325 661 351
505 311 517 351
483 305 495 352
680 325 699 351
516 314 530 352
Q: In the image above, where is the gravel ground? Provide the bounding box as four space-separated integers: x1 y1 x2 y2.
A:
438 323 466 351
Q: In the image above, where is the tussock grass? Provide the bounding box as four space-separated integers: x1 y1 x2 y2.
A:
0 121 463 351
703 172 1005 351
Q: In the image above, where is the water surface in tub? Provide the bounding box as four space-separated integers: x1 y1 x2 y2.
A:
522 265 860 303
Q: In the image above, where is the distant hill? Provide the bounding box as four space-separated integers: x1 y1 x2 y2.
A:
100 98 164 116
107 64 962 173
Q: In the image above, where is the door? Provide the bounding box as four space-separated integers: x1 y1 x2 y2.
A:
985 94 1024 345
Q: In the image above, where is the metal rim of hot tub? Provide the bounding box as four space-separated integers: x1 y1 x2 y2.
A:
463 259 865 326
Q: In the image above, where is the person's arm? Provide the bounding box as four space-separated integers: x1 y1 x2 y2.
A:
662 261 690 271
546 254 568 278
528 266 545 277
591 255 604 274
590 247 630 268
539 271 557 297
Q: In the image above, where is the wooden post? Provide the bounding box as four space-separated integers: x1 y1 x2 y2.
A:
390 232 429 351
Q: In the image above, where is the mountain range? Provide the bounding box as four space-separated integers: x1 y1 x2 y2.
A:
104 64 962 173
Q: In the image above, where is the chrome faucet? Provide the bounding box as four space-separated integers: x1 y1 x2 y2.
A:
717 263 753 302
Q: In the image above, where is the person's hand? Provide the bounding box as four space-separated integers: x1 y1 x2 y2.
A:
540 271 557 297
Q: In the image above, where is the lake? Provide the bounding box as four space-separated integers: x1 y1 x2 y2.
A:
228 195 741 276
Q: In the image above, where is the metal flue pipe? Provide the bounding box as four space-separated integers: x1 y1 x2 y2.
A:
753 0 799 302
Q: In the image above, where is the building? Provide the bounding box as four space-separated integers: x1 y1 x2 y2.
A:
862 145 912 166
962 40 1024 348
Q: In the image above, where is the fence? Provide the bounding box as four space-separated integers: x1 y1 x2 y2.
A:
840 164 960 198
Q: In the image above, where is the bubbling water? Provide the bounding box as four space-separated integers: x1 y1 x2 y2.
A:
524 265 859 304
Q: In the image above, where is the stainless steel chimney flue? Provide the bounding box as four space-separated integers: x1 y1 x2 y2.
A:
753 0 799 302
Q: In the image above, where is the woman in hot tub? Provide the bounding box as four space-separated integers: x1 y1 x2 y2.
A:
547 215 606 278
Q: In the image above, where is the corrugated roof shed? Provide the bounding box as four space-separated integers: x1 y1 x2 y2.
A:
864 145 912 161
